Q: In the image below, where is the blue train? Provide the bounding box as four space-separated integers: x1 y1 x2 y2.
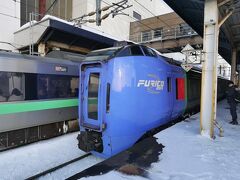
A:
77 44 229 158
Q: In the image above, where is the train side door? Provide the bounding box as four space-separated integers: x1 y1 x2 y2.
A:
82 67 102 130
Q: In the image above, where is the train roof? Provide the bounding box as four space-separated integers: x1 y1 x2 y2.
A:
84 44 169 62
0 51 80 65
0 51 79 76
45 50 85 62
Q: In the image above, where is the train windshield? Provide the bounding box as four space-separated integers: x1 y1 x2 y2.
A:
85 47 122 61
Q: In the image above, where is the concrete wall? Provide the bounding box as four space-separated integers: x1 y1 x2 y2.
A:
0 0 20 51
72 0 173 40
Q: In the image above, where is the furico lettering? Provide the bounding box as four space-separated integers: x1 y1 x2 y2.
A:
137 80 164 90
137 74 164 93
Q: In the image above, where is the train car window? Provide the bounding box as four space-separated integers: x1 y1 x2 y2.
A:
106 83 111 113
176 78 185 100
149 48 158 57
0 72 10 102
0 72 24 102
130 46 144 56
25 74 79 100
88 73 100 120
37 75 79 99
25 73 37 100
85 47 122 61
167 77 171 92
116 47 131 57
141 46 156 57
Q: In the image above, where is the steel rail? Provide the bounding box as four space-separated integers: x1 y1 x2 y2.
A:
25 153 91 180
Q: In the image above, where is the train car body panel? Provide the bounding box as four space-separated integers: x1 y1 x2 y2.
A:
0 103 77 132
169 67 186 120
0 52 78 76
185 70 202 113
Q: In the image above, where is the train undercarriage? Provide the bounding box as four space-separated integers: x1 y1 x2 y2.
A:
0 119 79 151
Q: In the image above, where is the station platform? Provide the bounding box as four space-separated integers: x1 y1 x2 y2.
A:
0 99 240 179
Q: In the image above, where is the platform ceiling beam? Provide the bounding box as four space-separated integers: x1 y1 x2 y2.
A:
218 0 231 7
218 8 235 47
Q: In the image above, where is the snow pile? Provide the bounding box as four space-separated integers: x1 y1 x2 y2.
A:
17 20 38 31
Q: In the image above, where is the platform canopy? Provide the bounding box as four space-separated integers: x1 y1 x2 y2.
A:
163 0 240 65
14 15 119 54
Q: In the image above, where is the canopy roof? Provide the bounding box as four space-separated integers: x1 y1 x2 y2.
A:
164 0 240 64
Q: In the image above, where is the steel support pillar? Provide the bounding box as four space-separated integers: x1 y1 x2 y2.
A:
200 0 219 138
231 48 237 83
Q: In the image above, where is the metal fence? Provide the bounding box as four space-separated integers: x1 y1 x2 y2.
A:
129 24 198 43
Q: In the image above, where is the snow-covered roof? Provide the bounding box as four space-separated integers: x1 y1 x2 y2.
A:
16 15 121 42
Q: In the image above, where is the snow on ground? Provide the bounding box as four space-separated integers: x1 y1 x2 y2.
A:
0 99 240 180
0 132 103 179
83 99 240 180
149 100 240 180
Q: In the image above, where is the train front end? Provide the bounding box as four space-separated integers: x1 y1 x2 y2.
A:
77 45 186 158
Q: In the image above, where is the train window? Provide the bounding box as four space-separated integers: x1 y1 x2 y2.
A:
176 78 185 100
141 46 157 57
0 72 9 102
149 48 158 57
88 73 100 120
116 47 131 57
37 75 78 99
85 47 122 61
25 73 37 100
0 72 24 102
167 77 171 92
0 72 79 101
106 83 111 113
130 46 144 56
25 74 79 100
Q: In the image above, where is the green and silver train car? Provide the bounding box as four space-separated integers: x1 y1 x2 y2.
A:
0 52 80 150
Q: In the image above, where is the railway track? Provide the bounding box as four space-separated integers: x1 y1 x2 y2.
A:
25 153 91 180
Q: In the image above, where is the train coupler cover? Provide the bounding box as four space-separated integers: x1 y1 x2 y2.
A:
77 131 103 152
